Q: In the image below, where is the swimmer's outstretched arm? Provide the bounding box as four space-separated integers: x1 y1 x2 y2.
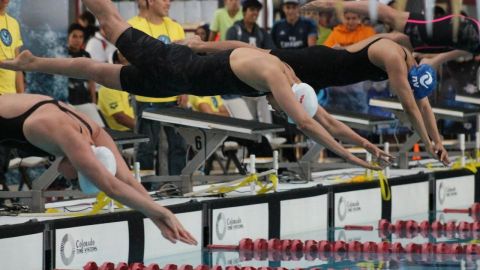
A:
419 50 472 69
0 50 123 90
415 98 450 165
25 119 196 245
301 0 408 31
384 53 437 159
313 106 394 164
264 71 383 170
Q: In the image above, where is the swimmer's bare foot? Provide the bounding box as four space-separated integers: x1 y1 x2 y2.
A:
0 50 35 71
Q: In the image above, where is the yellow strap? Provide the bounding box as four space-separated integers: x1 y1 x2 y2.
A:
451 157 478 174
45 192 124 217
208 172 278 195
377 170 391 201
348 162 391 201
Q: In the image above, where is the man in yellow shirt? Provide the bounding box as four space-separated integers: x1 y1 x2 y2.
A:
128 0 187 186
0 0 23 94
98 51 135 131
0 0 24 194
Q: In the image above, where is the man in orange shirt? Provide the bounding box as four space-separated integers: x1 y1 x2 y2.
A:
323 11 375 48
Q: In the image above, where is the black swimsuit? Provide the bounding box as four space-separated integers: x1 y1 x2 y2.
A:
0 99 93 157
404 13 480 53
270 38 388 90
117 27 264 98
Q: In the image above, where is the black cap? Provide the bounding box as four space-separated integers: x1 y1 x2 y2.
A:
242 0 263 10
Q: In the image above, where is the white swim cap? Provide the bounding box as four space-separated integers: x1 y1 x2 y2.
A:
78 146 117 195
288 83 318 124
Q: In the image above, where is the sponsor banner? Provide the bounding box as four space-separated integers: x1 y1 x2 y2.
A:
391 182 429 219
55 222 129 269
144 211 202 260
334 189 381 227
280 195 328 237
334 228 381 243
0 233 43 269
436 175 475 210
212 204 269 245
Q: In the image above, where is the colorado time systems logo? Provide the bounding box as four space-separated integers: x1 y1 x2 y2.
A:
337 196 361 222
438 182 458 205
215 212 244 240
60 234 98 266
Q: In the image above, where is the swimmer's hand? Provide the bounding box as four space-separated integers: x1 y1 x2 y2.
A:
0 50 35 71
151 208 198 245
434 143 450 166
175 36 203 51
349 155 385 171
363 141 394 167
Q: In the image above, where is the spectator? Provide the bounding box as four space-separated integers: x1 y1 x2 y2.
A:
85 28 116 64
271 0 317 49
302 10 332 45
209 0 243 41
127 0 188 185
324 11 376 120
66 23 96 105
97 50 135 131
189 95 230 117
77 10 98 43
0 0 25 194
323 11 376 48
226 0 275 49
225 0 274 135
195 24 210 42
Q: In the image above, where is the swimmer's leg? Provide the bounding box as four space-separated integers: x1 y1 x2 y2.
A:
80 0 130 45
0 50 123 90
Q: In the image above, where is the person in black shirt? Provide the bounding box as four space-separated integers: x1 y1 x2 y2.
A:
66 23 96 105
226 0 275 49
271 0 318 49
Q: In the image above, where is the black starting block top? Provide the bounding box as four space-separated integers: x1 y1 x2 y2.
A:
142 107 284 134
369 98 480 119
105 128 149 145
326 107 396 126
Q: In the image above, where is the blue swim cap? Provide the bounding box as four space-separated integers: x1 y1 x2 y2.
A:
407 64 437 100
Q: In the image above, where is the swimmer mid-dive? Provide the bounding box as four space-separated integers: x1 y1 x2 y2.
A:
0 93 197 245
0 0 395 170
302 0 480 54
183 35 450 166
